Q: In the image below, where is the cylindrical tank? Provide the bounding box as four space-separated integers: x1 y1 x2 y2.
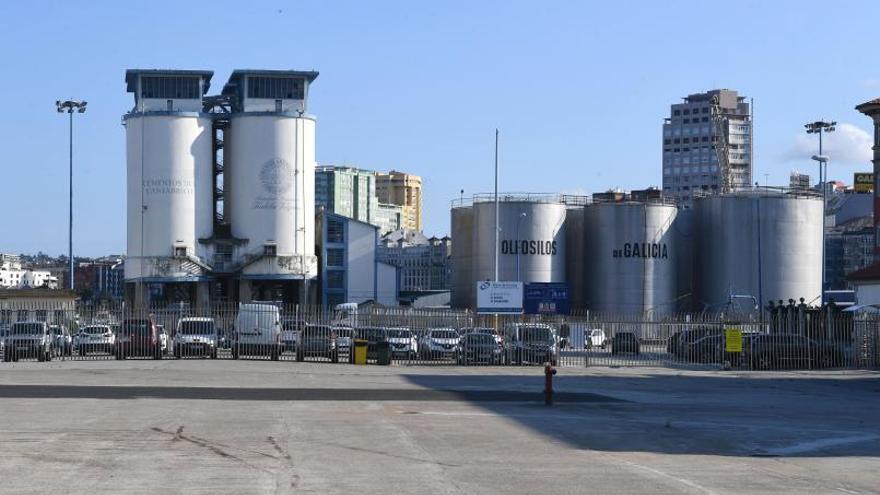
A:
565 207 586 310
125 114 213 279
450 206 474 308
694 191 822 313
226 114 316 275
472 200 567 284
584 202 679 315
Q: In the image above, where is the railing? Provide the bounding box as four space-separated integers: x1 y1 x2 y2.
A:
0 302 877 371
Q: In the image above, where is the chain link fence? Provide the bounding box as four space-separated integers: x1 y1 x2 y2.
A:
1 302 877 371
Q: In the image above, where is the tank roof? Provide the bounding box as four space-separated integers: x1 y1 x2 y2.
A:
125 69 214 93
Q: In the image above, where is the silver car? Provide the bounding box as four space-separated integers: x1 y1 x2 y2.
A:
76 325 117 355
174 317 218 359
4 322 53 362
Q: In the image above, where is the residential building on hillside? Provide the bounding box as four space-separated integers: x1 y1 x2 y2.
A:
376 171 422 231
315 165 378 224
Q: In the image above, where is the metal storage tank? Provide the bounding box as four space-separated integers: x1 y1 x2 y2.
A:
584 201 679 314
450 205 474 308
223 70 319 283
564 205 586 309
472 196 567 284
123 70 214 283
694 190 822 313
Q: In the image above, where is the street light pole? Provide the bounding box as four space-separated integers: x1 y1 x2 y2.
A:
57 99 87 291
805 121 835 306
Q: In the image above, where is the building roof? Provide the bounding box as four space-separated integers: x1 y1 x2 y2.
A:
222 69 319 96
125 69 214 93
846 262 880 283
0 289 78 300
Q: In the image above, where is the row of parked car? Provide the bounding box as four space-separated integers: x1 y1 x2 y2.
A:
667 327 847 369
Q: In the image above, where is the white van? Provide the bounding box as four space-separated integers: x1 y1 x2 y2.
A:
233 303 282 360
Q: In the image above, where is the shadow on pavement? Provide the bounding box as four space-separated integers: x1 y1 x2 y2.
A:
402 371 880 458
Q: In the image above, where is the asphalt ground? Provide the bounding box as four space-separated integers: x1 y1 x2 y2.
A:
0 359 878 494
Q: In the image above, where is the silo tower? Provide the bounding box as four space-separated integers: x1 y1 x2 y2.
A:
222 70 319 303
123 69 215 307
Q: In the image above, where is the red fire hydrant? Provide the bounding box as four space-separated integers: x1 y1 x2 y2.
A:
544 363 557 406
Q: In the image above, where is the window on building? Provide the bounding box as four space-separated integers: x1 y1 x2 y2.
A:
141 76 200 99
247 77 305 99
16 310 28 322
326 248 345 267
54 310 66 324
673 110 680 116
684 109 690 115
35 310 47 322
683 118 690 124
263 244 277 257
327 219 344 243
327 270 344 289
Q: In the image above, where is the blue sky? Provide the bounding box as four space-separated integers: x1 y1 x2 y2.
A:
1 0 879 256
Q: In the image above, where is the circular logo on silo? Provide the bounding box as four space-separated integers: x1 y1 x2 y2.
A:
259 158 294 195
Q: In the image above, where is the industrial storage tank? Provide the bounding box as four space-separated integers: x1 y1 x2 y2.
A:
694 189 822 313
450 205 474 308
471 196 567 284
223 70 319 282
584 201 679 314
564 203 586 309
123 70 214 283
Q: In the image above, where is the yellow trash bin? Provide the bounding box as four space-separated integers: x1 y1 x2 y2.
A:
353 339 368 365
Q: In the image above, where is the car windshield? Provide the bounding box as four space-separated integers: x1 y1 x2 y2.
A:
465 334 494 345
179 320 215 335
358 329 386 341
282 320 304 331
84 326 109 334
121 321 151 336
11 323 43 335
591 330 604 337
387 329 412 338
520 327 552 343
431 330 459 339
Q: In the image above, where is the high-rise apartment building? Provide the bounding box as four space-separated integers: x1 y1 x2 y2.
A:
376 171 422 231
662 89 752 205
315 166 378 224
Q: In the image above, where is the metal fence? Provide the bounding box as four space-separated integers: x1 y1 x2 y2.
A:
1 302 878 371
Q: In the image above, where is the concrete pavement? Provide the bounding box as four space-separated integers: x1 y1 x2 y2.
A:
0 360 878 494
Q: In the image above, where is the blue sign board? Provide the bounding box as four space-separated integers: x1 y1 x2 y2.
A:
523 282 570 315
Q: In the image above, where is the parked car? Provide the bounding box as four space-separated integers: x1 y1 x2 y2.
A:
684 334 724 363
281 318 305 353
610 332 640 355
233 303 282 360
117 318 163 360
419 328 461 360
334 326 353 357
669 326 722 358
504 323 558 365
746 334 843 370
585 329 607 349
296 324 338 362
4 321 53 362
49 324 73 356
174 317 218 359
76 325 116 355
353 327 391 364
387 328 419 359
458 332 503 365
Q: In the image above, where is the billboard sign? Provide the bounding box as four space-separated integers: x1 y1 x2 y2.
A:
476 281 523 314
523 282 570 315
854 172 873 193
